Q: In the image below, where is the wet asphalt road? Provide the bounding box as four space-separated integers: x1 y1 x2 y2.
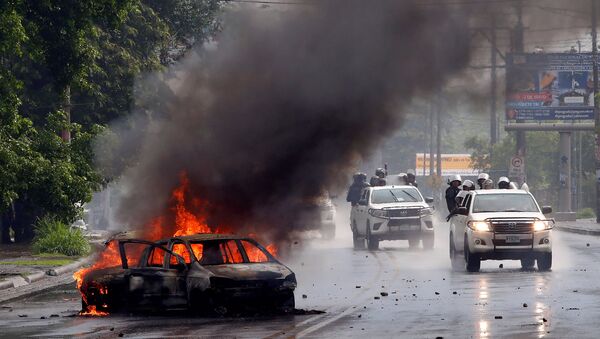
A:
2 215 600 338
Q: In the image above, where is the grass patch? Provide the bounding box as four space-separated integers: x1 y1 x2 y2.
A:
0 259 74 266
577 208 596 219
32 217 90 256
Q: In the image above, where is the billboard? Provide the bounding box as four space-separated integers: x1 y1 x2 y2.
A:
505 53 596 125
415 153 479 177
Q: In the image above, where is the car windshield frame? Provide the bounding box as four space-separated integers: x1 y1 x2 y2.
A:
188 239 275 265
472 193 540 213
371 187 423 204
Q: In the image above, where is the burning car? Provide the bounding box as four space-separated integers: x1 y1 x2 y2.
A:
79 234 296 315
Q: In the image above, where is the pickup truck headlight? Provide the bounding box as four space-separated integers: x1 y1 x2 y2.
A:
420 207 433 216
368 209 388 218
469 221 491 232
533 220 551 231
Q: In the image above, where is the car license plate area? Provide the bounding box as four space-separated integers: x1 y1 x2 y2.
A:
390 225 419 232
505 235 520 243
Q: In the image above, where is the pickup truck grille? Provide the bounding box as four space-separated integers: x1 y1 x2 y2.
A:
489 219 534 233
387 208 421 218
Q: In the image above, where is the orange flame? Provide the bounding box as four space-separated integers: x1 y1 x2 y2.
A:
74 171 278 315
79 305 109 317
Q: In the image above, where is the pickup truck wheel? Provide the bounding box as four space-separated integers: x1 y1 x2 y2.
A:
537 252 552 271
520 258 535 270
366 223 379 250
422 233 434 250
352 221 365 249
449 233 462 271
408 238 420 249
464 236 480 272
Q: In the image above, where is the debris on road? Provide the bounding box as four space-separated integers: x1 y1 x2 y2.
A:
523 303 528 308
302 294 308 299
495 316 503 319
380 292 388 297
499 264 504 268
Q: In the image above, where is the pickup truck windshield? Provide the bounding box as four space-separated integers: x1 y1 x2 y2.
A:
371 188 422 204
473 194 539 213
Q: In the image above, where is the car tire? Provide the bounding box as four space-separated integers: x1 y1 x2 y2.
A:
352 221 365 250
464 236 480 273
520 258 535 270
408 238 420 249
278 291 295 314
366 222 379 250
449 233 463 271
81 297 89 312
422 233 434 250
537 252 552 271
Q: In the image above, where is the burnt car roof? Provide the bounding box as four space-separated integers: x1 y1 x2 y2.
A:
163 233 252 242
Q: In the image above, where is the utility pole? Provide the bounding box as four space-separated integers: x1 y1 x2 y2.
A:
429 101 435 177
514 1 526 186
592 0 600 223
490 15 498 145
436 91 442 178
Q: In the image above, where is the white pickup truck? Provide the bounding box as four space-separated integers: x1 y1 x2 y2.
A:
449 189 554 272
350 185 435 250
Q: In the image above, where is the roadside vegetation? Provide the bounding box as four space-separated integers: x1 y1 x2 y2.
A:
31 217 90 256
0 1 221 244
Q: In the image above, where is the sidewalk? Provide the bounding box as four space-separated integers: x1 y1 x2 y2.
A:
0 244 93 303
554 218 600 236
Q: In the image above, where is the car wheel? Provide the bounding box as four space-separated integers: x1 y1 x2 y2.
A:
449 233 463 271
521 257 535 270
81 297 89 312
464 235 480 273
422 233 434 250
537 252 552 271
366 222 379 250
278 291 295 314
352 221 365 249
408 238 420 249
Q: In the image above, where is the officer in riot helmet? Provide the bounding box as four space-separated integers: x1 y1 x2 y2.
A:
477 173 490 189
455 179 475 206
370 168 387 186
406 169 418 187
347 172 369 205
445 174 462 212
498 176 511 189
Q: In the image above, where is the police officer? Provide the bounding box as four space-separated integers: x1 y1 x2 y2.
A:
482 178 494 189
406 169 418 187
477 173 490 189
455 179 475 206
445 175 462 212
498 176 511 189
346 172 369 206
370 168 387 186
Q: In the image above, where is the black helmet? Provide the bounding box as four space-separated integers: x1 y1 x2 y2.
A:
375 168 385 178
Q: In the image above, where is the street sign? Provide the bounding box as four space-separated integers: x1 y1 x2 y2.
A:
509 155 525 179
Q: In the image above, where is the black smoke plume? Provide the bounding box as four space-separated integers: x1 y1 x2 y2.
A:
102 0 473 242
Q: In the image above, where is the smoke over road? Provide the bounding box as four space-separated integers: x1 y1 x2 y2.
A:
100 0 473 242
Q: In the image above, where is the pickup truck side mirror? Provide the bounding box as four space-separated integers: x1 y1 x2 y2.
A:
425 197 434 203
457 207 468 216
358 199 368 206
542 206 552 215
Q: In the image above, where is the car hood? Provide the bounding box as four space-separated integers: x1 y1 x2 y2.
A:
203 263 292 280
470 212 547 220
372 202 427 209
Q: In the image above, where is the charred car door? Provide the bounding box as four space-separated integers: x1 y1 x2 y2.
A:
119 240 188 310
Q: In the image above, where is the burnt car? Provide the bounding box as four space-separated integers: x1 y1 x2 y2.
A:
80 234 296 314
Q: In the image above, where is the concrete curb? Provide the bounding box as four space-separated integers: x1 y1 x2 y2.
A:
0 255 93 292
0 280 14 290
555 225 600 236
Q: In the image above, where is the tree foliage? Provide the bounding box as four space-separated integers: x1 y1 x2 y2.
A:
0 0 221 243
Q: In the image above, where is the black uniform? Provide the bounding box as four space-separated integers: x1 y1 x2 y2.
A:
445 186 461 212
369 176 386 187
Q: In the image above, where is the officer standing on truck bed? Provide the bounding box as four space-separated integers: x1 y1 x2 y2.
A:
370 168 387 186
445 175 462 212
346 172 369 206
